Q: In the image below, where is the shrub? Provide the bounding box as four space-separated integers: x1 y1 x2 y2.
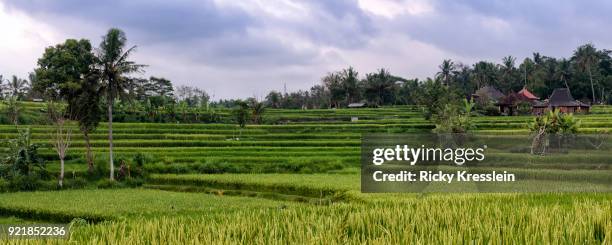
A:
123 177 144 187
8 175 42 191
96 179 121 189
65 177 88 189
516 101 532 115
1 128 46 178
482 103 501 116
0 178 8 192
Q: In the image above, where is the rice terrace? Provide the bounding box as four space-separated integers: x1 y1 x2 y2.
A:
0 1 612 244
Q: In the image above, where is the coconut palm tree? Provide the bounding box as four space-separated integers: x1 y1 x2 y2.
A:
97 28 145 180
249 100 266 124
499 56 517 92
556 58 572 89
436 59 455 86
9 75 28 100
572 43 599 103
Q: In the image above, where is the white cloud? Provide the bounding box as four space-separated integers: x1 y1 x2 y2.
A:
358 0 433 18
0 1 60 77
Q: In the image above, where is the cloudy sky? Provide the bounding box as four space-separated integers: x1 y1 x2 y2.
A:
0 0 610 99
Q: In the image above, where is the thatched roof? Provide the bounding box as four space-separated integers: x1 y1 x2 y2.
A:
533 88 590 108
549 88 582 107
473 86 504 101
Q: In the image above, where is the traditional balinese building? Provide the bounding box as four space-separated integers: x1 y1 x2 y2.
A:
532 88 590 115
497 87 539 115
472 85 505 104
516 87 539 101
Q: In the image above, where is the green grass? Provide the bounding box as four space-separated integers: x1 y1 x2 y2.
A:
0 189 295 222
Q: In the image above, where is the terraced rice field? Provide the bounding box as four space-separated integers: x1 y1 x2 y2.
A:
0 104 611 243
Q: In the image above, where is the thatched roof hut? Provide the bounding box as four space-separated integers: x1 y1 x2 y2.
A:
532 88 590 114
472 86 504 103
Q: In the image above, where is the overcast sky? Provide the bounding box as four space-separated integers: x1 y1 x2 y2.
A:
0 0 610 99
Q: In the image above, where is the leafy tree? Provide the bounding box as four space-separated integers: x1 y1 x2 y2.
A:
309 85 329 109
149 76 174 97
341 67 360 104
34 39 96 100
97 28 145 180
175 85 209 108
73 74 102 172
265 90 282 108
417 79 451 120
322 72 345 108
397 79 420 105
34 38 100 172
362 68 396 106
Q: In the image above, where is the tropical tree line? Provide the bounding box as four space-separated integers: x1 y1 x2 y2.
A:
263 43 612 109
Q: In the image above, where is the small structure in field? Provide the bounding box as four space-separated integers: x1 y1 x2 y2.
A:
348 102 367 108
32 98 44 102
532 88 590 115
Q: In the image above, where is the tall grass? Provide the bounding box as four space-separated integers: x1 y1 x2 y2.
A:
13 194 608 244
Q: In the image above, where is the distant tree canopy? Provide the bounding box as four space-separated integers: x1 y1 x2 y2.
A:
262 43 612 110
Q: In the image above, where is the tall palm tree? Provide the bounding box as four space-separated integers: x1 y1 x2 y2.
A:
97 28 145 180
573 43 599 103
556 58 571 89
472 61 497 88
341 67 359 104
9 75 28 100
249 100 266 124
533 52 544 65
436 59 455 86
500 56 516 91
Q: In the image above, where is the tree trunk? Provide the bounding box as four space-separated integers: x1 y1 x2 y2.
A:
588 65 596 103
84 131 94 173
108 99 114 180
59 158 64 187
